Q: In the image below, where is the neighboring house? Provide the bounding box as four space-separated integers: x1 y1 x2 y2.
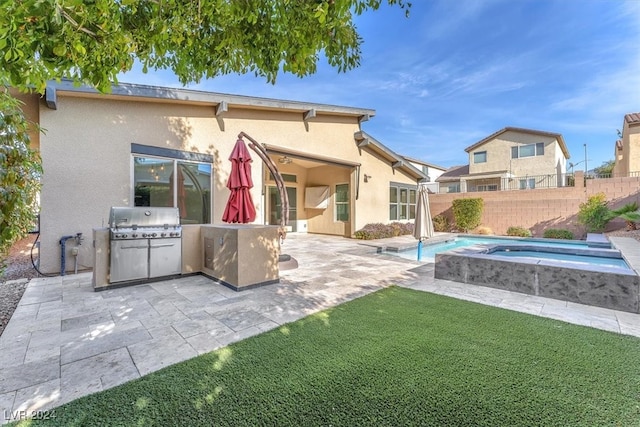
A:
403 156 447 182
612 113 640 177
436 127 570 193
17 80 425 274
403 156 447 193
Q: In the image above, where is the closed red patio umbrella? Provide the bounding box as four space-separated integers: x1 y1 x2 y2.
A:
222 137 256 223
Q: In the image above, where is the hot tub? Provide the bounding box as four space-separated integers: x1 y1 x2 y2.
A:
434 244 640 313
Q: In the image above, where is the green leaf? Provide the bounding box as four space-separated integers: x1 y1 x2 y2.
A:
53 44 67 57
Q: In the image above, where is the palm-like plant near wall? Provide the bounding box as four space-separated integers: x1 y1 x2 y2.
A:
607 202 640 230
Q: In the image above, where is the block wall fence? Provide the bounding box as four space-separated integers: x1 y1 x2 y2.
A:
428 172 640 238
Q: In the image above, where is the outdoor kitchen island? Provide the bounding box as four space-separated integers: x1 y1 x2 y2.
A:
92 222 280 291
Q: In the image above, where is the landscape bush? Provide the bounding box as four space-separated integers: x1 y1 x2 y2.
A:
506 226 532 237
577 193 611 232
432 215 449 232
543 229 574 240
354 222 413 240
452 198 484 232
474 226 493 235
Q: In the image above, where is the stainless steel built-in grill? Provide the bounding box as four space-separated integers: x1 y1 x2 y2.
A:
109 207 182 283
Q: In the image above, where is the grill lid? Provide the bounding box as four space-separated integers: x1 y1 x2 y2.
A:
109 207 181 229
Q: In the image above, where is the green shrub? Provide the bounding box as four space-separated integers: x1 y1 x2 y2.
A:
577 193 611 232
452 198 484 232
607 202 640 230
432 215 449 232
543 229 574 240
506 226 532 237
354 222 414 240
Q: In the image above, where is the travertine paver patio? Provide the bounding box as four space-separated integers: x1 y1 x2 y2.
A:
1 233 639 424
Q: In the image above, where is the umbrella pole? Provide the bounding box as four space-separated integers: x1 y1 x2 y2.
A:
417 240 422 261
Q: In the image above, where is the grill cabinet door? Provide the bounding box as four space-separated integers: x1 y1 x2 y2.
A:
110 240 149 283
149 238 182 278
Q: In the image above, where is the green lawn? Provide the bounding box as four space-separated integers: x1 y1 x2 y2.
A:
16 287 640 426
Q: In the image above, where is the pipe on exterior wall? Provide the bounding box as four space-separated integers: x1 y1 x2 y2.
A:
59 235 75 276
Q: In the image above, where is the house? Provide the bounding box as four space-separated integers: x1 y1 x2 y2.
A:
16 80 426 274
612 113 640 177
403 156 447 193
436 127 570 193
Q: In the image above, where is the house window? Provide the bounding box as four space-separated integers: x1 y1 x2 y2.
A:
443 183 460 193
476 184 498 192
421 165 431 182
473 151 487 163
268 172 297 183
512 143 544 159
519 178 536 189
389 184 417 220
133 156 212 224
335 183 349 221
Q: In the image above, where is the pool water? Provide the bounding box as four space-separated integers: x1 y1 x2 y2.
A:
490 249 629 270
387 236 590 261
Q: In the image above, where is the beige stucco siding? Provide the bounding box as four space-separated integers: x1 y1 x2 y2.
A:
627 121 640 174
468 130 564 176
9 89 40 150
37 93 417 272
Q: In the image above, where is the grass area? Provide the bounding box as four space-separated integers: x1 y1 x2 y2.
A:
16 287 640 426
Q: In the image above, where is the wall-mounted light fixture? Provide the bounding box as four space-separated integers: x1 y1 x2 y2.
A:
278 156 293 164
364 174 372 183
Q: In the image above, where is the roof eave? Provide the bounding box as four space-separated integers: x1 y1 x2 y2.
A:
44 79 376 118
354 131 426 181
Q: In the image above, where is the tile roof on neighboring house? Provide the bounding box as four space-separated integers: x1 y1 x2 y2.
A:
435 164 469 181
625 113 640 125
465 126 570 159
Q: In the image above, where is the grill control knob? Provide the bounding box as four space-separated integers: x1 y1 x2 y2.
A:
122 234 128 239
142 233 147 238
152 233 157 237
132 233 138 238
161 232 166 237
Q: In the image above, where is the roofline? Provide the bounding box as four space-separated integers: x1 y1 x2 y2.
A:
44 79 376 120
401 155 447 171
465 126 570 159
354 131 426 181
625 113 640 126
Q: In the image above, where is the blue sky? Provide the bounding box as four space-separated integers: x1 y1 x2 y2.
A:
121 0 640 171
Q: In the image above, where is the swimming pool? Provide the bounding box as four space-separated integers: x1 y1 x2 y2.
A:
385 235 595 262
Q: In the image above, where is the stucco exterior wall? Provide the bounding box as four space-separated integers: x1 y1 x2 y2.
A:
626 120 640 174
468 131 563 176
612 118 640 176
37 92 418 273
354 150 418 230
9 89 40 150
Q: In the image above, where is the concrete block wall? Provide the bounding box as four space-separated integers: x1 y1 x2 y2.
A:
429 172 640 237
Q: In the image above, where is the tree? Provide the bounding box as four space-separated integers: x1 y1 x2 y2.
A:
0 0 411 266
1 0 411 93
0 91 41 272
607 202 640 231
577 193 610 233
593 160 615 177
